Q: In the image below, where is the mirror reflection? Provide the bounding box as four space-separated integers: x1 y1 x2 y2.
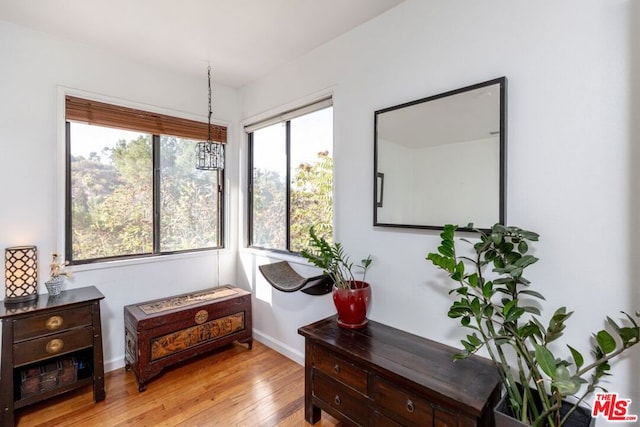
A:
374 77 506 231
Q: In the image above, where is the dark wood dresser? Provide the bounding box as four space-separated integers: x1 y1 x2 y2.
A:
298 316 501 427
0 286 105 427
124 285 252 391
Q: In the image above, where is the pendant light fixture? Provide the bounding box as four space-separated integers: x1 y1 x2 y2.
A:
195 66 224 170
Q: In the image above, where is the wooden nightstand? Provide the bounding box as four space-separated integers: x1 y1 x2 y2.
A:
0 286 105 427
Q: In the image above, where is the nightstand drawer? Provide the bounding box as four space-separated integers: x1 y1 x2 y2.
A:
312 344 368 395
14 327 94 366
372 376 433 425
314 372 368 425
13 306 92 341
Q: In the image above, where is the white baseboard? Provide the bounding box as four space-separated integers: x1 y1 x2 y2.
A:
252 328 304 366
105 357 125 373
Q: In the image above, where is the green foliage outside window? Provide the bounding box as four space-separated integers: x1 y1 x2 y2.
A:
290 151 333 252
251 151 333 253
71 135 153 259
159 136 219 252
69 125 220 262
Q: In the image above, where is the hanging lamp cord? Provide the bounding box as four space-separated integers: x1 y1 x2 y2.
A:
207 65 212 143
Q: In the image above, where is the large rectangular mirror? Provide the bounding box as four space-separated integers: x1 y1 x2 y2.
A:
374 77 507 231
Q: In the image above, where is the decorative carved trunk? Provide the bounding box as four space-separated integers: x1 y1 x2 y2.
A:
124 286 252 391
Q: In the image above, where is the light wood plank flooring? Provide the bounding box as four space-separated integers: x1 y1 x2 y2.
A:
15 341 341 426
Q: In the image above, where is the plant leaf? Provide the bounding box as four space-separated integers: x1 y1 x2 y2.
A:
468 273 478 288
491 232 503 245
482 281 493 298
470 297 482 316
438 243 454 257
517 240 528 254
519 289 546 300
595 330 616 354
519 323 541 338
513 254 538 268
567 344 584 369
607 314 640 347
467 333 482 346
553 365 582 395
534 343 557 378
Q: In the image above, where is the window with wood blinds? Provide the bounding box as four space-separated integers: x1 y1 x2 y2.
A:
65 96 226 264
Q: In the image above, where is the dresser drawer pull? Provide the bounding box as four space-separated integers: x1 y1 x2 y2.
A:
406 399 415 413
334 395 342 406
46 338 64 354
334 363 341 373
46 315 63 331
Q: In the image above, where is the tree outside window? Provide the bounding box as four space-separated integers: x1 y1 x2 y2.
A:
248 104 333 253
68 122 222 263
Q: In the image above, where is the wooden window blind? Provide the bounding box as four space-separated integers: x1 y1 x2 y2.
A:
65 96 227 143
244 97 332 133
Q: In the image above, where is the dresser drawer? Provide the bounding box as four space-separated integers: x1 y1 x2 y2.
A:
314 372 369 425
312 344 368 395
13 306 92 341
372 376 434 425
373 411 404 427
14 327 94 366
434 406 458 427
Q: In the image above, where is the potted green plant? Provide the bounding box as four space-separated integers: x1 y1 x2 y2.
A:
301 227 373 329
426 224 639 426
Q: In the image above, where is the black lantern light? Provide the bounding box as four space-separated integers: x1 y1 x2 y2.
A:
195 66 225 171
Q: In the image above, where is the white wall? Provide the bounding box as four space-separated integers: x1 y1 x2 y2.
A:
377 136 499 226
0 20 241 371
377 138 411 223
240 0 640 417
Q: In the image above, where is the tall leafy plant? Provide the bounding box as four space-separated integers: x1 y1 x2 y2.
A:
301 227 372 289
427 224 639 426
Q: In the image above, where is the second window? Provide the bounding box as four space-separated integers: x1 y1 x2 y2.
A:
248 100 333 252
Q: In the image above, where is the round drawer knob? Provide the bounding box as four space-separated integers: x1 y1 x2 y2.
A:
46 338 64 354
334 395 342 406
406 399 415 413
46 315 63 331
334 364 341 373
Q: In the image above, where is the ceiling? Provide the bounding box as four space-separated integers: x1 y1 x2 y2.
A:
378 82 502 149
0 0 404 88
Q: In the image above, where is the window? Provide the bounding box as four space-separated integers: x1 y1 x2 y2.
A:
247 99 333 252
65 96 226 264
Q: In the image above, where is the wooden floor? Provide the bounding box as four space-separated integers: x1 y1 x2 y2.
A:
15 341 341 426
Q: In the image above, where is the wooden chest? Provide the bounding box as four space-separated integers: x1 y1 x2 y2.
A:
124 286 252 391
299 316 501 426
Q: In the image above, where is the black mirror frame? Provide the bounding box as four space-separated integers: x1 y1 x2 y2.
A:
373 77 507 233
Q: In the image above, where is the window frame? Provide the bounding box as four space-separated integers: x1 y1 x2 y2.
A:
64 97 226 265
246 98 333 253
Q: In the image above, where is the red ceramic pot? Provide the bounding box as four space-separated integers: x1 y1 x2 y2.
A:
332 281 371 329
